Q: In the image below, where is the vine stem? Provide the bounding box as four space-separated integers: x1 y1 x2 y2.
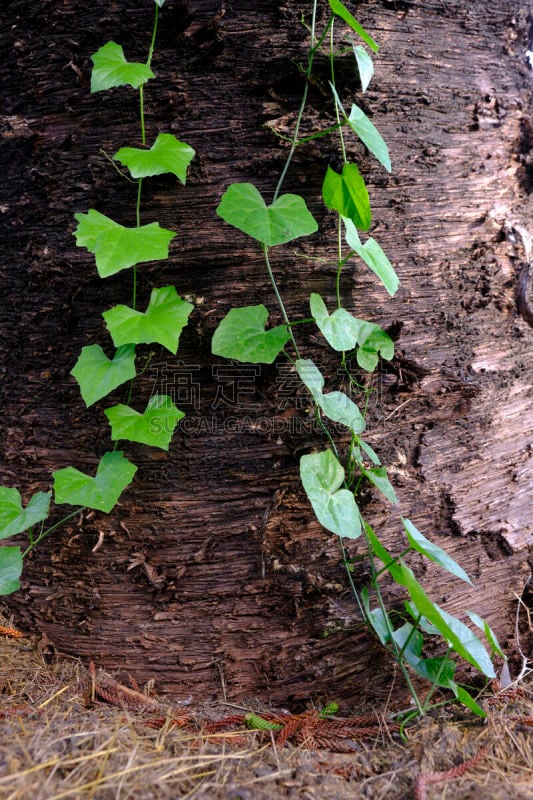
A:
273 5 333 202
23 508 87 558
263 245 300 359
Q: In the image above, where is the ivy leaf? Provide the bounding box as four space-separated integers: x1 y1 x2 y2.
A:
0 488 51 540
344 219 399 296
327 0 379 52
212 305 291 364
0 547 23 595
103 286 193 354
353 44 374 92
105 395 184 450
114 134 195 183
53 452 137 514
353 319 394 371
402 518 473 586
71 344 136 407
91 42 154 93
217 183 318 247
360 465 398 504
296 358 366 434
322 164 371 230
310 293 358 351
74 210 176 278
347 104 391 172
300 450 361 539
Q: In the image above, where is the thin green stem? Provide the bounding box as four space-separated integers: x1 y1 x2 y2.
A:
23 508 87 557
139 85 146 146
273 7 333 201
263 245 300 359
146 4 160 69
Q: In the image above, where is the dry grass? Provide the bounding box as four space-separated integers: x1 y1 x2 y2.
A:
1 608 533 800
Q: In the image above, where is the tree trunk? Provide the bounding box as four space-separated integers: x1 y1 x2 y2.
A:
1 0 531 706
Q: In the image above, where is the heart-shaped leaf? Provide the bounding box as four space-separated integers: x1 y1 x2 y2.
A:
353 44 374 92
212 305 291 364
322 163 371 230
103 286 193 354
344 219 399 296
71 344 136 407
310 294 358 351
347 104 391 172
300 450 361 539
0 547 23 595
217 183 318 246
114 134 195 183
328 0 379 52
53 452 137 513
0 488 51 540
74 210 176 278
91 42 154 93
105 395 184 450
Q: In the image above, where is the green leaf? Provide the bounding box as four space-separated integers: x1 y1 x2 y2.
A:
344 219 399 296
361 587 391 645
402 518 473 586
453 685 486 717
392 622 423 663
0 489 51 540
355 321 395 371
114 134 195 183
74 210 176 278
413 656 456 688
322 164 371 230
0 547 23 595
105 395 184 450
327 0 379 52
300 450 361 539
244 712 283 731
353 44 374 92
319 702 339 718
71 344 136 407
347 104 391 172
310 294 358 351
103 286 193 354
212 305 290 364
217 183 318 247
91 42 154 93
466 612 506 659
53 452 137 514
154 0 167 7
360 466 397 504
358 438 381 465
296 358 365 434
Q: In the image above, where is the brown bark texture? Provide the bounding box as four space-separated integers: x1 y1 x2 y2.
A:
0 0 532 707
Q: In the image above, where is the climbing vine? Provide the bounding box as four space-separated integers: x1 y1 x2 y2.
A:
0 0 193 595
211 0 504 716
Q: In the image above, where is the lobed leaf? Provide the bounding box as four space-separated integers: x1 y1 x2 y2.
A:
74 210 176 278
322 163 371 230
353 44 374 92
114 133 195 183
300 449 361 539
91 42 154 93
71 344 136 407
327 0 379 52
105 395 184 450
103 286 193 354
402 517 473 586
0 488 51 540
53 452 137 514
217 183 318 247
211 305 290 364
344 218 399 296
0 547 23 595
347 104 391 172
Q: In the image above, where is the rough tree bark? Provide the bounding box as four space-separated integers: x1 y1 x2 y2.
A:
1 0 531 707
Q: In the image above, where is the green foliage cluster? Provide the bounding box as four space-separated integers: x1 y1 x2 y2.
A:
0 0 194 594
0 0 505 718
210 0 504 716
